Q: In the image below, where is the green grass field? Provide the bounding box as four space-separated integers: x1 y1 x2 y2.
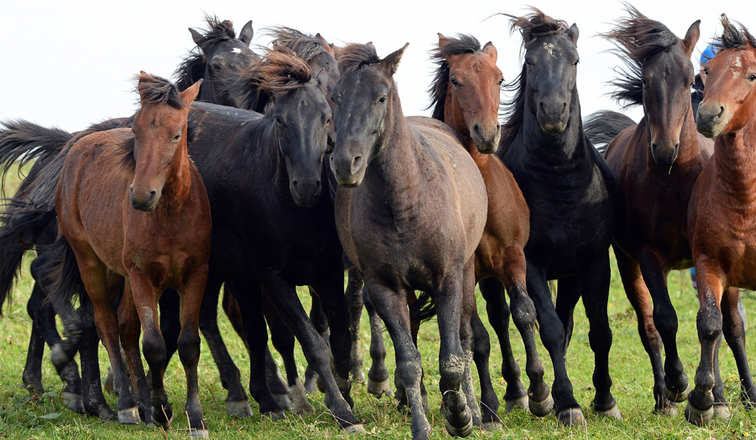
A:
0 167 754 439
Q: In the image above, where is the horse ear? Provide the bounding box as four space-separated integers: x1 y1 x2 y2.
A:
315 33 334 54
482 42 498 62
568 23 579 45
682 20 701 57
239 20 254 46
189 28 203 46
437 33 450 49
180 79 203 106
380 43 409 76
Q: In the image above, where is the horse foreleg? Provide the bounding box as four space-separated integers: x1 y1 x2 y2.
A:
721 287 756 409
365 294 392 398
346 267 365 383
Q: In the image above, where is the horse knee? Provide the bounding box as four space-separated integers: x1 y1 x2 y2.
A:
511 297 537 329
696 299 723 343
178 327 201 365
396 360 422 389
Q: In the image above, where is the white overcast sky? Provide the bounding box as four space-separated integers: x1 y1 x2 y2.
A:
0 0 753 132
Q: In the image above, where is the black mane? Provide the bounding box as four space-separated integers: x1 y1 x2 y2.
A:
137 74 183 109
337 43 380 73
428 34 481 120
714 14 756 50
603 5 679 106
500 9 570 150
269 26 329 63
174 16 237 91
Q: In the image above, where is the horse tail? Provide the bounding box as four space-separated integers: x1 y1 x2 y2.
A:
584 110 636 156
410 292 437 323
0 120 73 196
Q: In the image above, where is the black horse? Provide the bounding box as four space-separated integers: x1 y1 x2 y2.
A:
479 9 620 425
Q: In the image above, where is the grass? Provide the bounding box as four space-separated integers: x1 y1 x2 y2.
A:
0 165 754 439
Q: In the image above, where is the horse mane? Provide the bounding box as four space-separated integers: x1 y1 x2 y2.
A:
428 34 482 120
337 43 381 73
220 47 312 109
602 5 679 107
174 16 237 91
500 9 569 149
269 26 329 63
136 74 184 109
714 14 756 50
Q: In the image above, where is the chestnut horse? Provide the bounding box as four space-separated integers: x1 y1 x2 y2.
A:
332 42 488 440
55 74 211 435
687 15 756 425
427 33 548 424
586 7 705 415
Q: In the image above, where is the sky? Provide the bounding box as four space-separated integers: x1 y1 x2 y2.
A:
0 0 753 132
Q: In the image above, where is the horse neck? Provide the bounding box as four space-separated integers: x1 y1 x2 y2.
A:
713 117 756 198
364 90 422 203
520 87 588 168
443 93 490 169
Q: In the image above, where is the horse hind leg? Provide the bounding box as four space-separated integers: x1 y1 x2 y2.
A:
478 278 527 410
469 305 501 430
346 268 366 383
22 283 49 396
365 294 392 398
263 293 295 411
303 290 329 395
78 297 115 420
615 250 675 414
721 287 756 410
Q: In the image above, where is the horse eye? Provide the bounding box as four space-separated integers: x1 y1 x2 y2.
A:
749 73 756 82
172 133 180 142
497 78 504 86
451 78 461 87
703 67 710 75
378 96 387 104
574 59 579 66
276 116 286 126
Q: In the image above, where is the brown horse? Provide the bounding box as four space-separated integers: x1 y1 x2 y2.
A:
686 14 756 426
55 73 211 436
588 7 707 415
428 33 548 424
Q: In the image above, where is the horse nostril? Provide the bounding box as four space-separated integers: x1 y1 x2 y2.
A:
473 124 481 135
351 155 362 171
717 106 725 118
292 180 299 188
149 190 156 196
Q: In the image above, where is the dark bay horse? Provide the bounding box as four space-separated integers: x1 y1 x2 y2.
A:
480 10 619 425
331 42 488 439
54 74 211 434
585 7 706 415
686 15 756 425
175 16 258 105
427 33 548 424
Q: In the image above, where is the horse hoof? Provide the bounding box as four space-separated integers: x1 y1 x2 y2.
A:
713 404 731 419
665 383 690 403
445 418 473 437
154 403 174 426
224 400 252 418
189 429 209 439
61 391 85 414
684 402 713 426
263 410 286 421
272 392 292 411
118 406 142 425
529 394 554 417
482 421 503 431
93 403 117 421
596 404 622 421
344 424 366 434
557 408 586 427
50 344 70 370
505 395 529 412
22 373 44 396
367 377 392 398
654 403 678 417
351 369 365 384
289 379 314 415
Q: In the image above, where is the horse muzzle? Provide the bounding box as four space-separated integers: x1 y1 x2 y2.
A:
696 102 728 138
650 140 680 168
330 151 367 187
129 186 159 212
471 122 501 154
289 177 322 208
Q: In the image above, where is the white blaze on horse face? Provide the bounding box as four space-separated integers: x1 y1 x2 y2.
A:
231 48 242 54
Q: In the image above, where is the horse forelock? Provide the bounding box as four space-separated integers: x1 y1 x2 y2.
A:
428 34 482 120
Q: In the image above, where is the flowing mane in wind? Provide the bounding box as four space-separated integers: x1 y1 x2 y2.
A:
337 43 381 73
174 16 237 91
428 34 482 120
602 6 679 106
713 14 756 50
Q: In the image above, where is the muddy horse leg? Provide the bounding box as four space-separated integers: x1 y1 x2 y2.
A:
685 258 725 426
346 267 366 383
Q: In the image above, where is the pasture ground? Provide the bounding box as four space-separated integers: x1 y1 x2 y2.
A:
0 168 754 439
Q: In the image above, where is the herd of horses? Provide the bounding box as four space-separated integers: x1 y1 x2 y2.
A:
0 5 754 439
